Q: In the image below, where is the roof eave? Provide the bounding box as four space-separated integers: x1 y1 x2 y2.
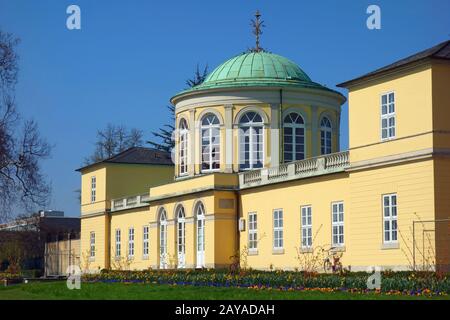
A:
171 83 346 106
337 57 435 89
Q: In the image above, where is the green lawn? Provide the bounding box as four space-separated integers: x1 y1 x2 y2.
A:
0 281 448 300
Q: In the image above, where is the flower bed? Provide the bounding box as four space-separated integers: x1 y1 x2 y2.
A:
0 272 23 286
82 269 449 296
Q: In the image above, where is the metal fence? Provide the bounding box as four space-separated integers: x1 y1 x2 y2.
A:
44 238 80 277
412 218 450 272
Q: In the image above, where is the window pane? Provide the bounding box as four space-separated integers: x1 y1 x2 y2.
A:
389 93 395 103
389 104 395 113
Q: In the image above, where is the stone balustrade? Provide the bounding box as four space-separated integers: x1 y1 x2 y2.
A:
239 151 350 189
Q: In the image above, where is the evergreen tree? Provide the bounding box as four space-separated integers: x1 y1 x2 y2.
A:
147 64 208 152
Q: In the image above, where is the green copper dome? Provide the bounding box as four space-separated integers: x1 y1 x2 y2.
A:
205 51 312 84
172 51 337 100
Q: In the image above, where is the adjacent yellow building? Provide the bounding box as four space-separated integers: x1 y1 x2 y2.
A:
78 40 450 273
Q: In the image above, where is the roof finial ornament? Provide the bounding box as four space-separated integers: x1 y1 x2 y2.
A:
251 10 265 52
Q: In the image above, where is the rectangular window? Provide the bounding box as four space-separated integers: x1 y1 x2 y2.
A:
248 212 258 251
90 176 96 203
383 194 398 243
128 227 135 258
143 226 149 257
115 229 121 257
301 206 312 248
273 209 283 249
90 232 95 258
332 202 344 246
381 92 396 140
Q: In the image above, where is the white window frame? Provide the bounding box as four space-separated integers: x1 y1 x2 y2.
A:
201 114 221 173
331 202 344 247
383 194 398 244
380 91 396 141
90 176 96 203
320 117 332 155
115 229 121 257
143 226 149 258
159 209 168 269
301 206 312 249
196 203 206 268
248 212 258 251
176 205 186 268
128 227 135 259
90 231 95 258
178 119 189 176
238 112 265 171
283 112 306 162
273 209 283 250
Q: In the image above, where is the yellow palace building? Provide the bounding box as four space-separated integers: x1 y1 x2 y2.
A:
78 38 450 273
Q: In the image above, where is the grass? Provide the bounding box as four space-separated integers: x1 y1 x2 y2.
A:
0 281 448 300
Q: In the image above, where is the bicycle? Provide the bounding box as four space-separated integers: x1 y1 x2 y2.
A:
323 247 343 273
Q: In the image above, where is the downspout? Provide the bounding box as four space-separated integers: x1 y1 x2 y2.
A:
279 89 283 163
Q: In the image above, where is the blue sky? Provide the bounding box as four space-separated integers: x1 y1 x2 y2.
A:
0 0 449 217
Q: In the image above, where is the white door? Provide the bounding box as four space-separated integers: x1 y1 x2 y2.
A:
177 219 185 268
159 222 167 269
196 216 205 268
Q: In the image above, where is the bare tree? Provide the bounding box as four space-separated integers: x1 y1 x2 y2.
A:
84 123 144 165
0 30 51 222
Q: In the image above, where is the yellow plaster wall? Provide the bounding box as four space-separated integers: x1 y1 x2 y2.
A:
431 62 450 150
107 164 174 199
110 207 152 270
80 214 109 271
348 159 435 269
348 64 433 163
80 166 108 214
239 173 349 270
433 158 450 271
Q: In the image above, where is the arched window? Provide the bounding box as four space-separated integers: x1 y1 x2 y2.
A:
176 205 186 268
239 111 264 170
195 202 206 268
320 117 332 155
201 114 220 172
158 208 168 269
283 112 305 162
178 118 189 175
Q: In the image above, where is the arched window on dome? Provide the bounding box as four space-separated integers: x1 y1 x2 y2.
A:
320 117 332 155
283 112 305 162
238 111 264 170
178 118 189 176
201 114 220 172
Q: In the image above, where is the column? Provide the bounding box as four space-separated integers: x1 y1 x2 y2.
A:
270 104 280 167
311 107 318 157
224 104 233 173
335 110 341 152
188 109 196 176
